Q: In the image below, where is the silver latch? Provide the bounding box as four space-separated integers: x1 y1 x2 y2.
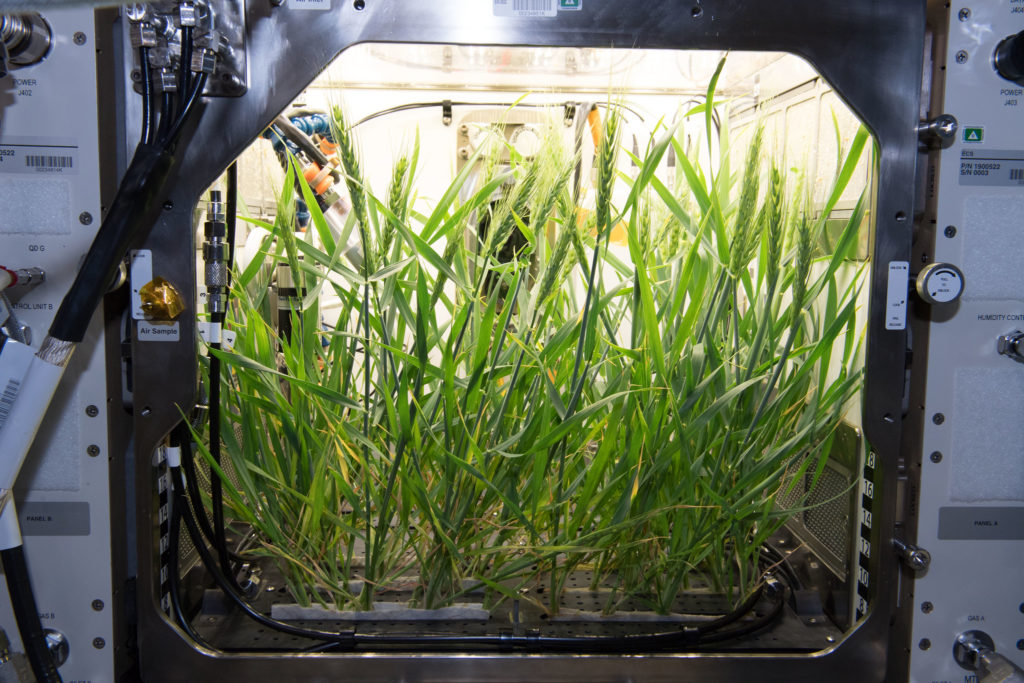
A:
892 537 931 571
997 330 1024 363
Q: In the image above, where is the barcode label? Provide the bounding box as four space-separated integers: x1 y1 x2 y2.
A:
0 137 79 176
0 378 21 432
1011 168 1023 181
494 0 557 17
25 155 72 169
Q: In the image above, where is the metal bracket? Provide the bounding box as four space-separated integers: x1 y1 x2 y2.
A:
441 99 453 126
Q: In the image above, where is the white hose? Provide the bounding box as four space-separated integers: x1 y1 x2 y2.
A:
0 338 74 549
0 268 11 294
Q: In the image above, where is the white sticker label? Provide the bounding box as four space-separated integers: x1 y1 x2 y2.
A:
130 250 153 320
289 0 330 9
494 0 557 16
138 320 180 342
885 261 909 330
0 136 78 176
0 340 33 433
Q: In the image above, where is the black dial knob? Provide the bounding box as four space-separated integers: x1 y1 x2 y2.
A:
994 30 1024 84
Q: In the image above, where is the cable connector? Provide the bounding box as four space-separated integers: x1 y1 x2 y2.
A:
155 68 177 93
204 191 228 316
129 22 157 48
190 47 216 74
179 1 197 27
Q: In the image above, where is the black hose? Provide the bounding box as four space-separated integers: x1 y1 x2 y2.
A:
161 72 208 148
157 91 174 142
272 116 340 181
1 547 62 682
174 461 777 653
178 26 192 110
226 163 237 280
48 142 174 342
139 47 154 146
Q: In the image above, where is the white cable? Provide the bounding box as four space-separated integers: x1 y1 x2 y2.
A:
0 336 74 549
0 269 11 294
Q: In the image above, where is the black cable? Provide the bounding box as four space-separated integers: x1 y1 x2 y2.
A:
174 463 778 653
138 46 154 146
226 163 238 282
178 25 192 111
49 142 174 342
272 115 338 180
167 473 209 646
156 91 174 142
161 71 208 149
1 547 62 682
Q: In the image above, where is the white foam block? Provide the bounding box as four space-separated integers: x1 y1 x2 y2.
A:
963 195 1024 301
0 177 71 234
951 367 1024 502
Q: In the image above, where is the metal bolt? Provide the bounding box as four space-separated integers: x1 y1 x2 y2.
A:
140 406 152 417
92 637 105 649
353 0 365 8
73 32 87 46
930 451 943 463
130 69 141 82
1017 639 1024 651
932 413 945 425
944 225 957 238
691 5 703 18
91 599 104 611
163 200 174 211
79 211 93 226
958 7 971 21
919 638 932 651
921 601 934 614
85 405 99 417
955 50 969 64
826 635 835 643
87 445 100 457
1019 602 1024 613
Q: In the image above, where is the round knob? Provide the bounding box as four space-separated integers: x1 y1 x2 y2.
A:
916 263 965 305
994 30 1024 84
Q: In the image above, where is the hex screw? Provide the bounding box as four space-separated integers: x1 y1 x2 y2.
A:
73 32 87 46
91 599 104 611
140 406 152 417
958 7 971 21
944 225 957 238
956 50 969 64
691 5 703 18
85 405 99 417
87 445 100 457
92 637 105 649
921 601 934 614
79 211 93 226
919 638 932 651
932 413 945 425
130 69 141 83
930 451 943 463
163 200 174 211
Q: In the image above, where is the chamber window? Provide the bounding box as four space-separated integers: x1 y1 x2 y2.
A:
181 43 876 652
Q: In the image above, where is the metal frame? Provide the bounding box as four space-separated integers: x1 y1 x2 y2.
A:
121 1 926 680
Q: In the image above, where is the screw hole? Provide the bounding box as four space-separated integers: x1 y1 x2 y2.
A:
919 638 931 651
882 413 895 424
691 5 703 17
353 0 365 8
895 211 908 222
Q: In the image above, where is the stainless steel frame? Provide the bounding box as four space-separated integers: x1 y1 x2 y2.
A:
121 1 926 680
